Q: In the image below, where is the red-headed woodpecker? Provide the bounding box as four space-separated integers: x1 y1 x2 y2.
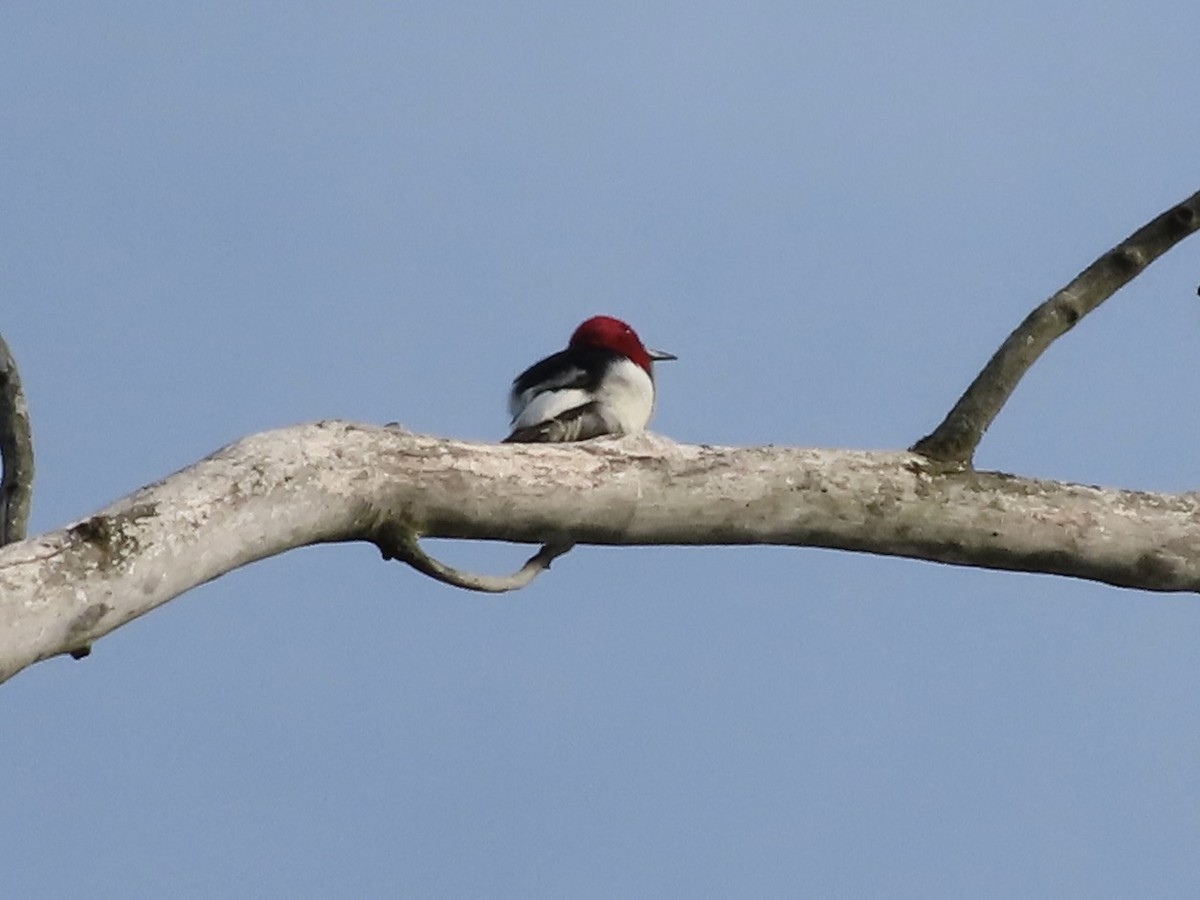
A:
504 315 676 443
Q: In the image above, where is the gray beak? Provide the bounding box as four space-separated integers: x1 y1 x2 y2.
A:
648 348 677 362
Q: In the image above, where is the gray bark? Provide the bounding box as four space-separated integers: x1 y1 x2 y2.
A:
2 421 1197 684
0 334 34 545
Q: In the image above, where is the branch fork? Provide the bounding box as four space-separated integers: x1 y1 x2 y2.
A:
912 190 1200 466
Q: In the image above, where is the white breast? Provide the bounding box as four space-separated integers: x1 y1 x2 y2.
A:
591 358 655 433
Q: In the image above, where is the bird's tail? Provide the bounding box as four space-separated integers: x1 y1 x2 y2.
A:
503 403 611 443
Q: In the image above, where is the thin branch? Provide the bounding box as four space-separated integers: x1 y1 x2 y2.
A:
377 524 575 593
913 189 1200 466
0 333 34 545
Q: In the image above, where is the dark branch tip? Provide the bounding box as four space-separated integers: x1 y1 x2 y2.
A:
1109 246 1145 275
1173 203 1198 228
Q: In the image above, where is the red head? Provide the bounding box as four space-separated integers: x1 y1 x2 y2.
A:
568 315 676 374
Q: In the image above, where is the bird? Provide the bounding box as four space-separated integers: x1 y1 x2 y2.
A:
504 315 676 443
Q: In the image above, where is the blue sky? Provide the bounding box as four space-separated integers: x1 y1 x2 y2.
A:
3 3 1200 897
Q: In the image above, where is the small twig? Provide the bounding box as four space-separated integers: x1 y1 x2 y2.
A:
0 333 35 545
913 189 1200 466
376 523 574 593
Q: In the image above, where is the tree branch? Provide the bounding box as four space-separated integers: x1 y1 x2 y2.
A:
3 422 1200 684
376 523 574 592
0 334 34 546
913 189 1200 466
4 194 1199 685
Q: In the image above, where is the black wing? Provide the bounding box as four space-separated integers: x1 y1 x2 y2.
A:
510 346 612 398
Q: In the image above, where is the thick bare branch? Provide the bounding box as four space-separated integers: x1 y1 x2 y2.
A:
377 523 574 592
3 422 1200 684
913 189 1200 465
0 334 34 545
